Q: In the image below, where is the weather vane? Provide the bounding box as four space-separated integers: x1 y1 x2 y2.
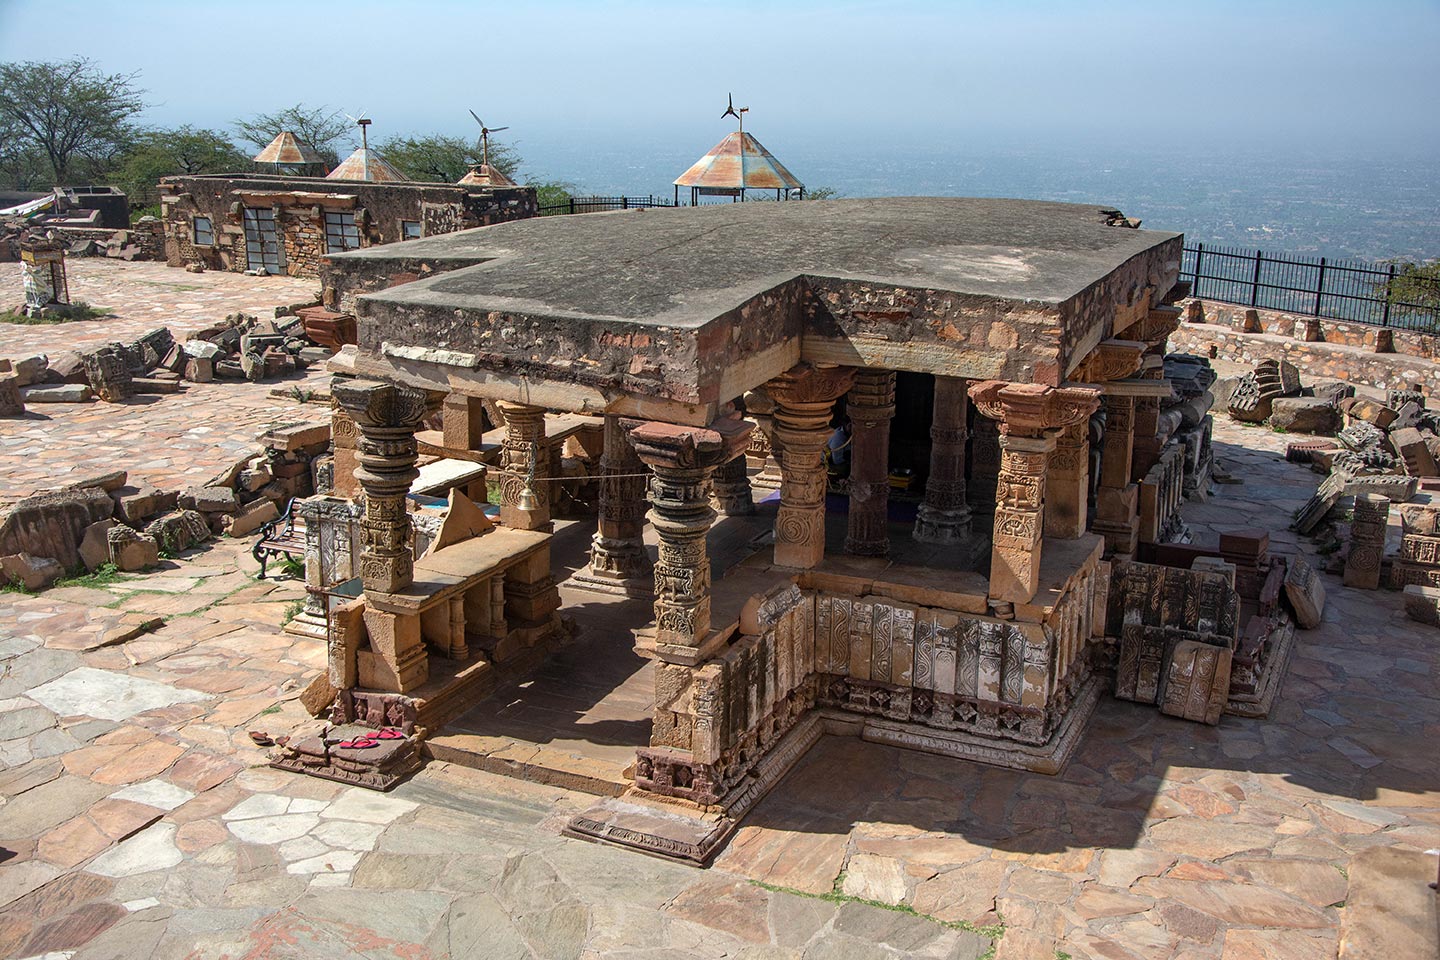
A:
721 93 748 134
468 110 510 169
343 109 372 150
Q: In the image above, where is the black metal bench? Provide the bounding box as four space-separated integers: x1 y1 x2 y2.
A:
252 498 305 579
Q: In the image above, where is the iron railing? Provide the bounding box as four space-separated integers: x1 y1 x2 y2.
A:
537 195 678 216
1182 243 1440 332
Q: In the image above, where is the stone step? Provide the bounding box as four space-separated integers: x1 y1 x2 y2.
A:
423 731 630 798
1338 845 1439 960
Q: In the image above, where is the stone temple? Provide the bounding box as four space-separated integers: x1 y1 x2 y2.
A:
276 196 1290 863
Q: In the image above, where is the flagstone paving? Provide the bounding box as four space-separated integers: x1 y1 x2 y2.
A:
0 406 1435 956
0 259 328 506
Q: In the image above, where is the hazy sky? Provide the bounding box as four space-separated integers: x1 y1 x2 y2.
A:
2 0 1438 180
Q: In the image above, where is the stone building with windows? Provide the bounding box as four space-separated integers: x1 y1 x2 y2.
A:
280 197 1296 864
158 172 537 278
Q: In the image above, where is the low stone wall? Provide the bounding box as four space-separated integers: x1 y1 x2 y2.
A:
1172 299 1440 394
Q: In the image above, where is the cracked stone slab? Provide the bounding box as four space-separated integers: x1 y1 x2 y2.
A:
26 668 208 722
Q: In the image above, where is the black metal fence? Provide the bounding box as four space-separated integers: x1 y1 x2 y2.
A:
1182 243 1440 332
537 195 678 216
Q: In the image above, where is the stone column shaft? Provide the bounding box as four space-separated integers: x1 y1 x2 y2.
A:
915 375 971 543
845 370 896 556
629 418 753 665
1045 420 1091 539
1095 394 1140 557
767 364 856 570
497 401 552 532
577 414 652 596
971 381 1100 605
713 454 755 516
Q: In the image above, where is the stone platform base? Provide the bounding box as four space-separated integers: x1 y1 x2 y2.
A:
1225 619 1296 719
565 569 654 599
565 681 1100 866
281 609 328 642
424 731 631 797
270 723 424 792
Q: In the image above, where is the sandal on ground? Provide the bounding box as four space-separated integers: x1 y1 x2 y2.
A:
248 730 274 747
334 737 379 749
371 728 405 740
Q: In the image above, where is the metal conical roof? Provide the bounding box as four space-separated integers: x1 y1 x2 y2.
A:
674 131 803 191
326 147 405 182
253 131 325 165
457 163 517 187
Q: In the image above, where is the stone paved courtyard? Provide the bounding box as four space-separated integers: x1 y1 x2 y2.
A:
0 259 326 506
0 399 1435 958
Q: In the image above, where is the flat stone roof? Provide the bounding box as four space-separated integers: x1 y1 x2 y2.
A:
334 197 1183 424
341 197 1178 323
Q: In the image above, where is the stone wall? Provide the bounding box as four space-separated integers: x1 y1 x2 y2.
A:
1172 299 1440 394
159 174 537 279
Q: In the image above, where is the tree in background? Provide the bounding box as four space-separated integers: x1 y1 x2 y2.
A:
111 126 249 208
1379 260 1440 328
233 104 350 167
376 133 520 184
0 57 145 186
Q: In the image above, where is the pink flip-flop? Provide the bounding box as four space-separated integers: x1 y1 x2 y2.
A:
371 728 405 740
335 737 378 749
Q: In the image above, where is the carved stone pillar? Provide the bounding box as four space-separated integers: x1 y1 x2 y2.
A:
332 379 433 694
628 417 753 665
575 414 652 596
915 375 971 543
1130 307 1182 480
1045 420 1090 539
968 414 1001 513
712 454 755 516
766 363 857 569
970 381 1101 604
743 388 783 489
1094 394 1140 557
332 380 428 595
845 370 896 556
496 401 552 532
331 404 360 500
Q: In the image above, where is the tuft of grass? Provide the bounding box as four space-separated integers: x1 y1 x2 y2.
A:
260 704 283 716
53 562 129 590
278 555 305 579
280 598 306 625
0 576 35 595
0 300 112 325
748 875 1006 944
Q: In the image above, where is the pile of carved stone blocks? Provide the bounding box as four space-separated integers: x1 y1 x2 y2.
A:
0 420 330 590
1292 387 1440 536
1106 529 1308 725
1163 354 1219 499
1224 357 1349 435
1394 504 1440 625
0 315 334 413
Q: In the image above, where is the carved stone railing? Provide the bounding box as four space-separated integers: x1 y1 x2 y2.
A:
636 553 1105 806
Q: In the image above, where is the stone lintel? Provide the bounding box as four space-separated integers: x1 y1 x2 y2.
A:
1065 378 1174 399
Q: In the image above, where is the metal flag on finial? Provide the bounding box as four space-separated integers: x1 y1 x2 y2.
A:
721 93 748 134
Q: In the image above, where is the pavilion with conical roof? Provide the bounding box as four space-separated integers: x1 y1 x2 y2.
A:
253 131 328 176
457 162 516 188
674 103 804 204
326 147 405 183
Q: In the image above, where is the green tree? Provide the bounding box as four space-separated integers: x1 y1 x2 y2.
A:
0 57 145 186
1378 260 1440 329
375 133 520 183
233 104 349 167
111 126 249 206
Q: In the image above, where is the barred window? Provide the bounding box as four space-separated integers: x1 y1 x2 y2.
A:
325 211 360 254
193 216 214 246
